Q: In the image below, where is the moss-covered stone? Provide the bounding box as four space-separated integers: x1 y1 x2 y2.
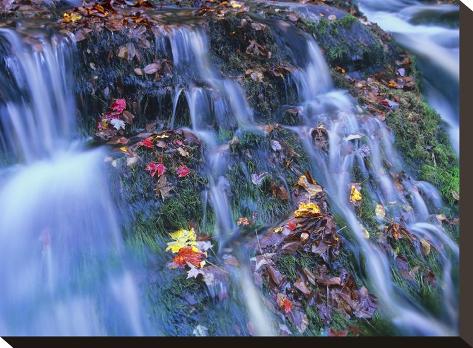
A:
385 91 459 208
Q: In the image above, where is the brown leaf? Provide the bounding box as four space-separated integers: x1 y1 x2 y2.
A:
144 62 160 74
281 241 301 254
294 278 311 296
155 175 173 200
122 110 135 124
266 264 284 286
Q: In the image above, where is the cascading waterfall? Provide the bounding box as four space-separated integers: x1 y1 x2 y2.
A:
280 30 458 335
357 0 459 155
155 25 275 335
0 29 149 335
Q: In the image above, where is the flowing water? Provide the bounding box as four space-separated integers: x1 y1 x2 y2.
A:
357 0 459 154
0 1 459 336
270 20 458 335
0 29 149 335
161 25 276 335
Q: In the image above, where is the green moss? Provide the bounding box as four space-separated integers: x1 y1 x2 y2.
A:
386 91 459 208
156 183 204 232
300 15 388 72
276 254 299 281
338 14 357 27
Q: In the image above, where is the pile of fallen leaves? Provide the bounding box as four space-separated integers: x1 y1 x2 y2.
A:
251 172 377 335
115 127 200 199
165 227 237 301
96 98 135 141
58 0 163 42
336 53 416 122
166 227 211 276
195 0 249 17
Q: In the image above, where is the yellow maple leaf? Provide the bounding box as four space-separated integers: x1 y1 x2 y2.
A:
166 228 197 253
294 201 321 218
350 185 362 203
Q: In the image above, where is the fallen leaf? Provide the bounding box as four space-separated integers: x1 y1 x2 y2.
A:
111 99 126 114
173 247 205 268
177 147 189 157
155 175 173 200
176 165 190 178
110 118 125 130
193 324 209 336
63 12 82 23
294 278 311 295
375 204 386 219
271 140 282 152
251 172 268 186
420 239 431 256
297 174 323 198
144 62 160 74
277 293 293 313
187 264 205 279
294 201 321 218
350 184 362 204
145 162 166 177
166 228 197 253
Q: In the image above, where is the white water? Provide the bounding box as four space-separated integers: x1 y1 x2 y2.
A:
357 0 459 155
158 25 276 335
0 30 148 335
284 31 458 335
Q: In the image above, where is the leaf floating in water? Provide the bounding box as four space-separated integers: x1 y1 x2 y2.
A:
237 217 251 226
344 134 363 142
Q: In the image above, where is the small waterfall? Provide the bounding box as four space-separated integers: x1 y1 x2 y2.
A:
0 30 148 335
357 0 459 154
160 25 275 335
283 33 458 335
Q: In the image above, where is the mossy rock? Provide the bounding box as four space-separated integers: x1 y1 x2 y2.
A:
385 91 459 208
298 9 400 75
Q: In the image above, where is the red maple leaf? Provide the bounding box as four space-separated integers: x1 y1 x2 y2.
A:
277 294 293 313
145 162 166 177
287 220 297 231
176 165 190 178
140 137 154 149
111 99 126 114
173 247 204 268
